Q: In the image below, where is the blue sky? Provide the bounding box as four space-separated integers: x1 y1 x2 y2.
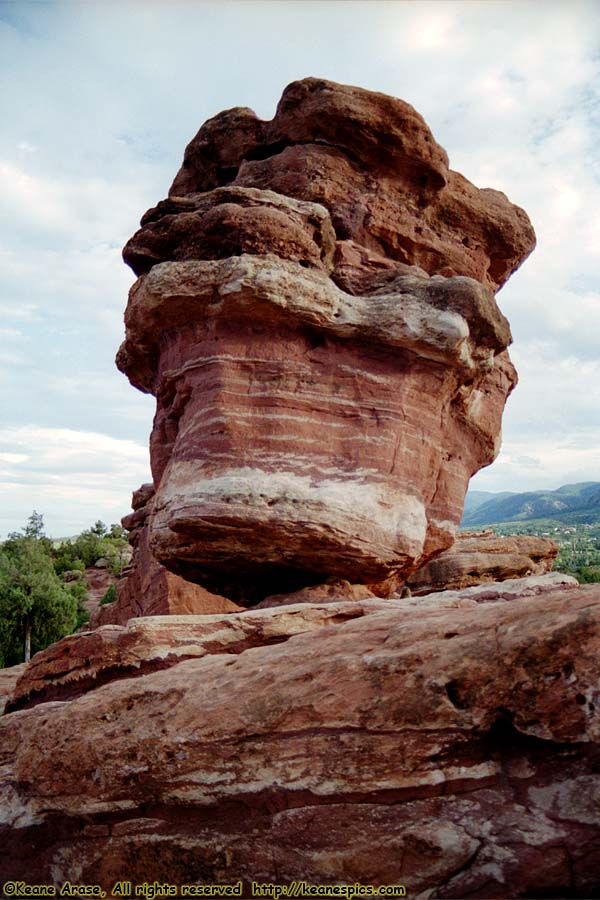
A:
1 0 599 536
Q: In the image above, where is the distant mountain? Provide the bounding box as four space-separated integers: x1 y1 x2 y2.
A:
462 490 515 516
462 482 600 527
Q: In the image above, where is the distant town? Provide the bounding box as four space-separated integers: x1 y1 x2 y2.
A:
462 481 600 583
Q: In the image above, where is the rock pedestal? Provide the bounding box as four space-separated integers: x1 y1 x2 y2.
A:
116 78 534 601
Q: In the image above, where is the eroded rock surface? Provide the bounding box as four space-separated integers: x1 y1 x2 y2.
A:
2 584 600 896
90 484 241 628
116 78 534 601
407 530 559 595
144 79 535 292
0 663 26 714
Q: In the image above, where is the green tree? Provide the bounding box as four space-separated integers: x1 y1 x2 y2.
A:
0 536 79 665
24 510 45 539
70 529 105 568
6 511 53 557
66 580 91 629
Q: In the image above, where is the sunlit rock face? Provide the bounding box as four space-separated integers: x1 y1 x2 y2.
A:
117 78 534 601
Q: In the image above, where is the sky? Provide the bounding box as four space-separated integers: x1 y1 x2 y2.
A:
0 0 599 537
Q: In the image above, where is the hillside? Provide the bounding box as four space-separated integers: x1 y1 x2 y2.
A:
462 481 600 527
462 489 515 516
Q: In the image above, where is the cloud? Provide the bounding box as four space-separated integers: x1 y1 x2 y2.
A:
1 0 599 533
0 425 151 537
473 341 600 492
472 439 600 494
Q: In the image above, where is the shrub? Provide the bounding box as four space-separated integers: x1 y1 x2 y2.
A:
100 584 117 606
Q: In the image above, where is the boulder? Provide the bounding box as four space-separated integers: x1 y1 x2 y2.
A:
407 530 559 595
156 78 535 292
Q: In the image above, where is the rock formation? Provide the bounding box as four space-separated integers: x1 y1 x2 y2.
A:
407 530 559 595
90 483 241 628
0 663 25 714
3 581 600 897
6 80 595 900
117 77 535 601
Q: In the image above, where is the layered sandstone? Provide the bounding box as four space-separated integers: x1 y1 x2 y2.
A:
150 79 535 292
116 78 534 601
0 663 26 714
90 483 241 628
407 530 559 595
2 582 600 896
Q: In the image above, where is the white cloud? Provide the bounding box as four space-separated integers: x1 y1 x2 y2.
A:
0 426 151 537
0 328 24 340
472 440 600 494
0 299 39 321
1 0 599 533
403 8 461 51
0 453 28 464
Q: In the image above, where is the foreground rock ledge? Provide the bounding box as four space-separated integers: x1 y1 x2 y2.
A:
2 580 600 897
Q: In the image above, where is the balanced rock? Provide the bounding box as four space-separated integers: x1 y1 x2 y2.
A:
4 79 598 900
2 582 600 896
117 78 534 601
407 530 559 595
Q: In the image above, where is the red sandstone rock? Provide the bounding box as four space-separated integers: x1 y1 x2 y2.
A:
115 78 532 602
117 255 517 599
165 78 535 291
124 186 336 276
90 484 241 627
407 530 559 595
2 583 600 896
3 77 594 900
256 571 575 610
0 663 26 714
82 565 119 622
254 578 377 609
412 571 578 605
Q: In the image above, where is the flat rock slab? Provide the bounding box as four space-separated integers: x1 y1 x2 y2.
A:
1 582 600 896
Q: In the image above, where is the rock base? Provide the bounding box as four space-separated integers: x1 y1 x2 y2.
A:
2 578 600 897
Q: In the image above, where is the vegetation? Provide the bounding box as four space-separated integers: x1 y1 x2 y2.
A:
0 512 128 666
100 584 117 606
468 519 600 585
53 520 129 576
